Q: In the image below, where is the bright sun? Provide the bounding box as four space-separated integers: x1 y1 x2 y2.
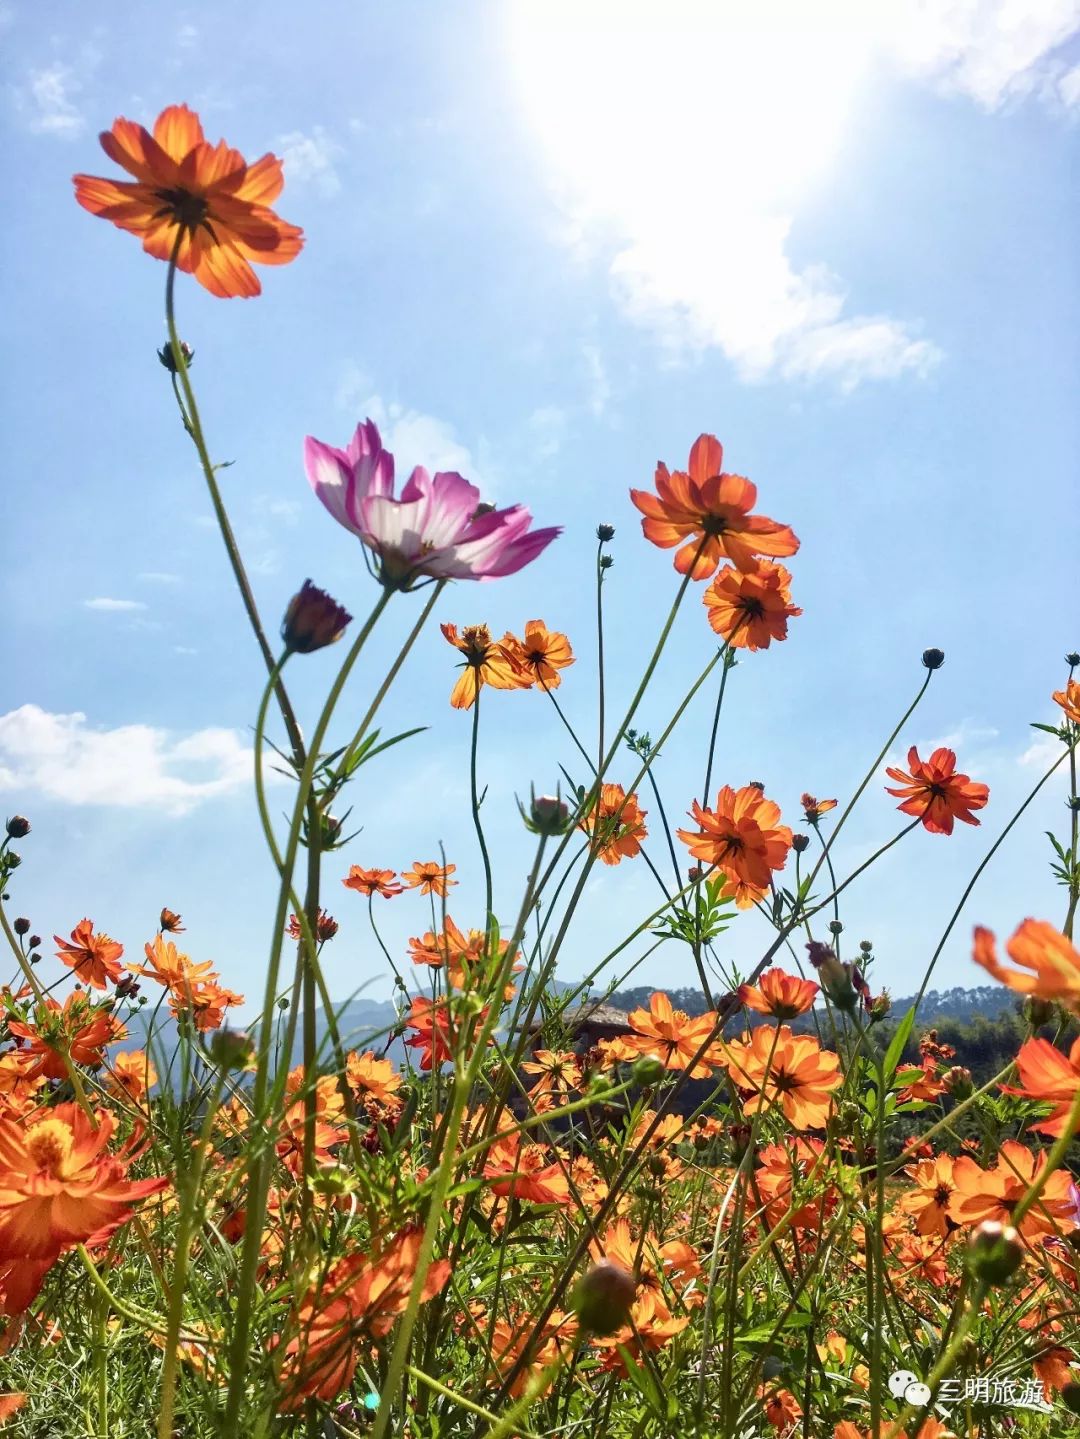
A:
505 0 880 217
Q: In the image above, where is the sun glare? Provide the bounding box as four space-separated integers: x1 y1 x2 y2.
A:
506 0 879 217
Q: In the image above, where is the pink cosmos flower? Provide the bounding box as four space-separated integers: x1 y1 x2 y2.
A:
304 420 560 589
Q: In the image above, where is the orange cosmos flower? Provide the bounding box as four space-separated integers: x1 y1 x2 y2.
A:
513 619 575 688
972 919 1080 1012
441 622 530 710
402 860 457 897
677 783 791 907
345 1051 403 1112
1007 1037 1080 1138
722 1026 842 1130
277 1229 450 1408
0 1104 167 1262
947 1139 1076 1242
592 1290 689 1372
759 1386 802 1432
130 935 216 990
404 995 489 1071
168 978 243 1033
739 968 819 1020
755 1138 836 1231
105 1050 158 1105
703 561 801 650
899 1154 957 1238
615 992 719 1078
53 919 124 991
158 908 185 933
578 783 648 865
0 1394 26 1421
521 1049 582 1112
484 1136 571 1205
342 865 404 898
630 433 799 580
1052 678 1080 725
884 746 989 834
7 992 125 1082
73 104 303 298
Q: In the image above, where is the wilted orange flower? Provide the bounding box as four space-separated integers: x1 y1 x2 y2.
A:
703 561 801 650
739 968 819 1020
615 992 718 1078
973 919 1080 1012
441 623 530 710
342 866 404 898
948 1140 1076 1241
488 1310 576 1398
106 1050 158 1105
402 860 457 896
1052 678 1080 725
73 104 303 298
53 919 124 991
0 1104 167 1262
158 908 184 933
722 1026 841 1130
630 434 799 580
677 783 791 907
286 909 338 943
800 793 838 823
513 619 575 688
277 1229 450 1407
899 1154 957 1238
884 746 989 834
578 783 648 865
1007 1037 1080 1138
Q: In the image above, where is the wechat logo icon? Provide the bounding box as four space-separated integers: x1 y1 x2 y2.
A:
888 1371 932 1407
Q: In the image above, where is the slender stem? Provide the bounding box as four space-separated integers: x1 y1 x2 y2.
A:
369 837 550 1439
596 539 607 774
164 251 304 761
914 746 1070 1007
470 687 495 924
702 648 735 804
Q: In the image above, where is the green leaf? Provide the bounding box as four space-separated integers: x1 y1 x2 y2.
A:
882 1005 917 1086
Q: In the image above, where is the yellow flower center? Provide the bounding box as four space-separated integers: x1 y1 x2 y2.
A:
26 1119 74 1176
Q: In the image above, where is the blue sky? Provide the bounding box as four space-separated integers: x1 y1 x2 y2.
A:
2 0 1078 1019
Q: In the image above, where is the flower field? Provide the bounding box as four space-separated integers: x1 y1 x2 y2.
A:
1 100 1078 1439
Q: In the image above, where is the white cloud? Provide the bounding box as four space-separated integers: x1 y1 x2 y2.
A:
369 397 476 479
527 405 568 457
278 127 343 198
1058 59 1080 106
0 706 268 816
581 343 611 416
1019 733 1069 769
507 2 945 390
176 23 199 50
884 0 1080 111
82 598 148 613
138 571 181 585
16 63 85 138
